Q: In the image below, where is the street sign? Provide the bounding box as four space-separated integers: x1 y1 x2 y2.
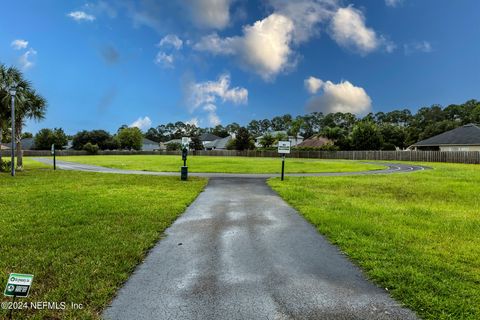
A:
278 141 291 154
51 144 55 155
181 137 189 147
4 273 34 298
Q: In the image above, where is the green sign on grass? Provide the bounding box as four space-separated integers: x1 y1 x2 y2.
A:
4 273 34 298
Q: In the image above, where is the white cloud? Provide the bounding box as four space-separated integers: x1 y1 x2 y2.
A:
158 34 183 50
195 13 295 80
385 0 403 8
11 39 28 50
154 52 174 68
19 48 37 70
268 0 337 43
187 73 247 126
304 76 324 94
130 116 152 131
329 6 379 55
307 79 372 115
67 11 96 22
184 0 232 29
404 41 433 55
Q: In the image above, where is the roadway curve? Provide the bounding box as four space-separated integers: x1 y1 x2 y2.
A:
33 158 429 178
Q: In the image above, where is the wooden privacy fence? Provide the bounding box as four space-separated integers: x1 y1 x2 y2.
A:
2 149 479 164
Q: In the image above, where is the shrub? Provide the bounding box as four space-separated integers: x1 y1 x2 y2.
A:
166 142 182 151
0 160 12 172
83 142 99 155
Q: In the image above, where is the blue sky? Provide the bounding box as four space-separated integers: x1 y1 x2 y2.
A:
1 0 479 134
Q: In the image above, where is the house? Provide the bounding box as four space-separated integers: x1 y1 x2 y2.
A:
142 138 160 151
254 131 304 148
199 133 220 146
296 136 333 148
204 135 233 150
410 124 480 151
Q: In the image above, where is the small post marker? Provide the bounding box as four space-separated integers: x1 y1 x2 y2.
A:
181 137 189 181
51 144 56 170
4 273 34 320
277 141 291 181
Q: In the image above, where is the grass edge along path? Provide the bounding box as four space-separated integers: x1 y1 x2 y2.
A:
0 163 207 319
56 155 386 174
268 162 480 320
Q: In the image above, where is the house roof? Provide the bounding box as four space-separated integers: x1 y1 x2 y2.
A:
204 135 232 149
412 124 480 146
297 136 333 148
256 131 303 140
199 133 220 141
164 139 182 145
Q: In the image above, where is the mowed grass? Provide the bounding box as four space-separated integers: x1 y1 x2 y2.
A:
268 163 480 319
58 155 386 173
0 161 207 319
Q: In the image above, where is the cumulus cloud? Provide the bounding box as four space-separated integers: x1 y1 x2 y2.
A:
11 39 28 50
154 52 175 68
195 13 295 80
329 6 380 55
304 76 324 94
19 48 37 70
385 0 403 7
158 34 183 50
187 73 247 126
67 11 96 22
404 41 433 55
184 0 232 29
130 116 152 131
307 79 372 115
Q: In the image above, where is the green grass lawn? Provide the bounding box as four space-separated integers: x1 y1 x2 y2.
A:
0 161 207 319
269 162 480 320
56 155 386 173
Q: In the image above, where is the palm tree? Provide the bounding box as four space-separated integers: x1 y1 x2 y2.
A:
0 66 46 170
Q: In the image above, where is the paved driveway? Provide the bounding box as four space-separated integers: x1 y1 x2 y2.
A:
103 178 418 320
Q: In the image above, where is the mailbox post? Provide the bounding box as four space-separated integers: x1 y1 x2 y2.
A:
277 141 291 181
181 137 189 181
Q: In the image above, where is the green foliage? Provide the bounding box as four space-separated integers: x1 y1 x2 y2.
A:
233 127 255 150
0 159 11 172
351 121 383 150
189 136 204 150
72 130 114 150
259 133 275 148
34 128 68 150
117 127 143 150
83 142 99 154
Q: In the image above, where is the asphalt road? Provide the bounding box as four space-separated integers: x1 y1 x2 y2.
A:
33 158 428 178
102 178 418 320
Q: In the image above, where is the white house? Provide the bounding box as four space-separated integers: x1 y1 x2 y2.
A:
410 124 480 151
254 131 304 148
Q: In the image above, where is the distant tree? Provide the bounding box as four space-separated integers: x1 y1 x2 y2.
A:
259 133 275 148
379 124 407 150
166 142 181 151
145 127 161 142
274 132 288 142
189 136 204 150
226 122 241 135
117 127 142 150
211 125 229 138
72 130 112 150
287 118 304 145
247 120 261 136
21 132 33 139
233 127 254 150
83 142 99 155
351 122 383 150
34 128 68 150
259 119 271 133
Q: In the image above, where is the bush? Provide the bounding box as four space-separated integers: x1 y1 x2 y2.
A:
166 142 182 151
0 160 12 172
83 142 99 155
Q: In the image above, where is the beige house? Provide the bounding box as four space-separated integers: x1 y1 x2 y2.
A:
410 124 480 151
